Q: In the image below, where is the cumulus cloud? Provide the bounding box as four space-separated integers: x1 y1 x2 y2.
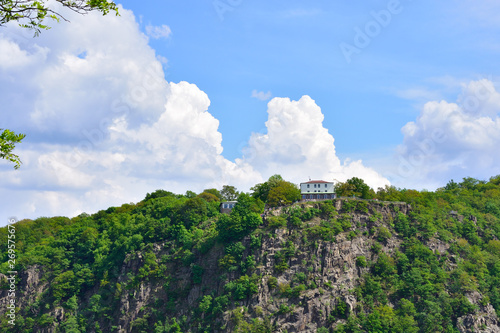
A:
145 24 172 39
241 96 390 190
0 3 389 225
393 79 500 188
0 5 262 223
251 90 272 101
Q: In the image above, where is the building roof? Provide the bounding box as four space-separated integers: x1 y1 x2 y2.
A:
301 180 333 184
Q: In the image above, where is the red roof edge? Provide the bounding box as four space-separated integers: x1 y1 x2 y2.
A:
302 180 331 184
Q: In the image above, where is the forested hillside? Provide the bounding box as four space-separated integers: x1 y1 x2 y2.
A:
1 176 500 332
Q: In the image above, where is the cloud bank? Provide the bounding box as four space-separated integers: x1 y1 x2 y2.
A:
0 4 388 223
394 79 500 188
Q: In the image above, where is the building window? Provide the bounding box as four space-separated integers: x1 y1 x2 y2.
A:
325 184 327 188
307 184 310 188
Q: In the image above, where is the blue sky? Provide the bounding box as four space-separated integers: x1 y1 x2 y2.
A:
1 0 500 224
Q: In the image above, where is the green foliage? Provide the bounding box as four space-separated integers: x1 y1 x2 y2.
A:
356 256 368 268
221 185 239 201
377 226 392 243
0 128 25 169
60 315 81 333
277 303 292 315
144 189 176 201
197 191 220 202
199 295 213 313
319 200 338 219
242 255 256 273
267 276 278 289
3 175 500 332
0 0 119 36
267 216 287 229
191 264 204 284
251 174 284 203
225 274 260 300
217 194 263 242
52 271 77 301
250 234 262 249
179 197 209 228
336 177 375 199
267 181 301 207
331 298 348 319
274 241 296 273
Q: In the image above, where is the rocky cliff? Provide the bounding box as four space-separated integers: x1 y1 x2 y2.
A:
1 198 499 332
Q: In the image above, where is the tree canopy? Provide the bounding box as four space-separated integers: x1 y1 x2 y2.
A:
335 177 375 199
0 0 119 35
250 174 301 207
221 185 239 201
1 175 500 331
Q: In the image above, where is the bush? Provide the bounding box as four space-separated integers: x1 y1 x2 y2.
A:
377 226 392 243
267 276 278 289
268 216 287 229
199 295 212 313
225 274 260 300
356 256 368 268
277 303 291 315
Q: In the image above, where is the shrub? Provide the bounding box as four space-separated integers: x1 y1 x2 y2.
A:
377 226 392 243
267 276 278 289
277 304 291 315
199 295 212 313
278 283 291 295
356 256 368 268
268 216 287 229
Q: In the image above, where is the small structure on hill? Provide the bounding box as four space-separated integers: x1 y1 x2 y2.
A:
300 180 336 200
220 201 237 214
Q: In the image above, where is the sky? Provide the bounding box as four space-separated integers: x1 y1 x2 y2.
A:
1 0 500 225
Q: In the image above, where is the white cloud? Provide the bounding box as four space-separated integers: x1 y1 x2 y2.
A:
0 4 390 225
145 24 172 39
251 90 272 101
392 79 500 188
241 96 390 190
0 5 262 223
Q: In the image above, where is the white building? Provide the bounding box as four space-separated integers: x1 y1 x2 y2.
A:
300 180 336 200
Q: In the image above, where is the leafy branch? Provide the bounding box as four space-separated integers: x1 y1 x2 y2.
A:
0 128 26 169
0 0 119 35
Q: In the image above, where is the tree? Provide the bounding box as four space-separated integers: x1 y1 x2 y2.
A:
267 181 301 207
335 177 374 199
179 197 208 228
221 185 239 201
216 193 262 242
197 192 220 202
0 129 26 169
0 0 119 35
250 174 284 203
203 188 222 200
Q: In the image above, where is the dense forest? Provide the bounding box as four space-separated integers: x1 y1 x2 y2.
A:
1 175 500 332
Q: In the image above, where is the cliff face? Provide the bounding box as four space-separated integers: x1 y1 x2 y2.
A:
1 199 499 333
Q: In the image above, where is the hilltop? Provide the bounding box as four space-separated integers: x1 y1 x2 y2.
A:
1 176 500 332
